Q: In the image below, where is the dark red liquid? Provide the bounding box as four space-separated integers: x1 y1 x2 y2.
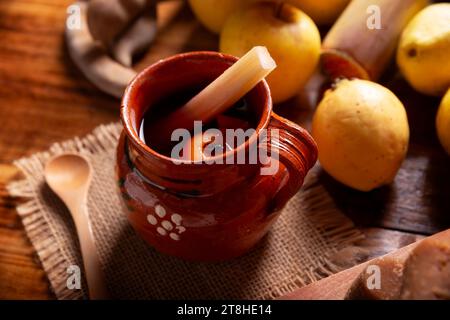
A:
139 86 257 157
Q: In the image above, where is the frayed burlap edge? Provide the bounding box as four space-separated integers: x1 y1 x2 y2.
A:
7 122 363 300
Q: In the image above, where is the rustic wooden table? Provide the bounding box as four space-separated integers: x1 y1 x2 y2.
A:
0 0 449 299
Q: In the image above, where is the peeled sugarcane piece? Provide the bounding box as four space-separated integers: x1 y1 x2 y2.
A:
345 256 406 300
400 235 450 300
112 2 158 67
149 46 276 148
321 0 428 80
87 0 147 48
66 2 137 98
173 46 276 125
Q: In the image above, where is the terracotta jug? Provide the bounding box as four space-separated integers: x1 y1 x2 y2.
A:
117 52 318 261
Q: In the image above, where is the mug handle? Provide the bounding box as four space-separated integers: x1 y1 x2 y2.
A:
265 113 318 211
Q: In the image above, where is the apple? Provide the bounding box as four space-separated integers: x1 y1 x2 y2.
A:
220 2 321 103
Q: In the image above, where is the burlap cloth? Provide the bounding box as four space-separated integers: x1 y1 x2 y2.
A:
7 123 363 300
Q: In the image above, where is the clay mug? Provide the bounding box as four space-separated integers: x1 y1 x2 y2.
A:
117 51 318 261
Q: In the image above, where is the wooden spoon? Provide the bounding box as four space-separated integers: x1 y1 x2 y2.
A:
44 153 110 299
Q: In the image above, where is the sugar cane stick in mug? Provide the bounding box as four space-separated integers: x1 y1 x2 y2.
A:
151 46 276 148
321 0 428 81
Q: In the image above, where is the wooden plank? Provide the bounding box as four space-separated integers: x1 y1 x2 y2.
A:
0 227 53 299
321 228 425 272
0 164 53 299
0 261 53 299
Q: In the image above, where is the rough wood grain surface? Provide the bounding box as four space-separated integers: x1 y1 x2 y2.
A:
0 0 449 299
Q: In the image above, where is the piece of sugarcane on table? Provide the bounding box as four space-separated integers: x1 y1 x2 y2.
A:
321 0 428 81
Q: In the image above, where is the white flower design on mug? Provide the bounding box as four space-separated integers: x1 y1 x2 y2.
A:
146 204 186 241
